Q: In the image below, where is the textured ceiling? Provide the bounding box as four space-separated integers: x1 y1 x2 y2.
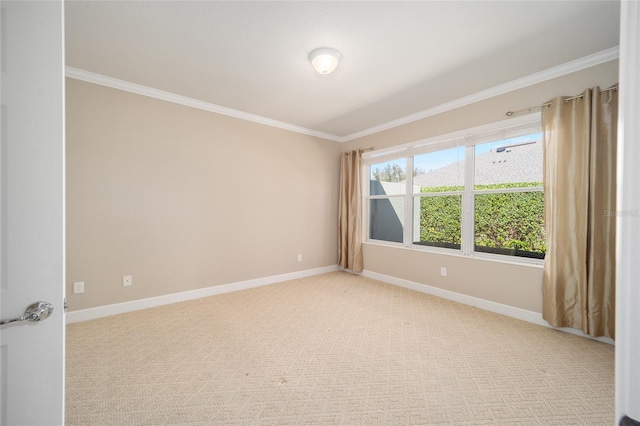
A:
65 1 620 140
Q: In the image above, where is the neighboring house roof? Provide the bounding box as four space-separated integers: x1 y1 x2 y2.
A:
412 140 543 188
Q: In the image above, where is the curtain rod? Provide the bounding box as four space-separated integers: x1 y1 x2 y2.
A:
345 147 373 155
505 86 618 117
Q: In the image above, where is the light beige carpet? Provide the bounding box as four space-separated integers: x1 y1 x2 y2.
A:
66 271 614 425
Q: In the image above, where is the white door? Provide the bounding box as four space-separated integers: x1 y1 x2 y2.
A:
617 1 640 423
0 1 65 425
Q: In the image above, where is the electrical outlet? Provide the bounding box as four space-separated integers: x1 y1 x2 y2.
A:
73 281 84 294
123 275 132 287
297 254 303 262
440 267 447 277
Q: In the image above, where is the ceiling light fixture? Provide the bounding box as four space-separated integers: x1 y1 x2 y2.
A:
309 47 341 75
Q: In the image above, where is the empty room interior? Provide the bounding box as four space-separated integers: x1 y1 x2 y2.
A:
61 1 632 425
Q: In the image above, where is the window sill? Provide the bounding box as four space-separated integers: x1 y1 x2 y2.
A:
363 240 544 269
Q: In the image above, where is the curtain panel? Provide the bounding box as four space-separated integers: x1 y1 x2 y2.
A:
338 150 364 272
542 85 618 338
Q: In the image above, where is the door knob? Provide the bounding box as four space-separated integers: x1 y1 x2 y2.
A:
0 301 54 326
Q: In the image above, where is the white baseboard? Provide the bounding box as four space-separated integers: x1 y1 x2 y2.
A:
360 269 614 345
65 265 614 345
65 265 339 324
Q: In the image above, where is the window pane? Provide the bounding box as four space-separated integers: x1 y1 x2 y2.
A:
413 147 465 193
474 134 543 189
369 198 404 243
474 192 545 259
413 195 461 249
370 159 406 196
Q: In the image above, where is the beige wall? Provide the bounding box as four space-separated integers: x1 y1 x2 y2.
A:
343 60 619 313
67 60 618 314
66 79 341 311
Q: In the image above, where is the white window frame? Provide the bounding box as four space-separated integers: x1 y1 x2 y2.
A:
362 113 544 266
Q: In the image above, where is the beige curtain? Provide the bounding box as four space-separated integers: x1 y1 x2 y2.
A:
542 85 617 338
338 150 364 272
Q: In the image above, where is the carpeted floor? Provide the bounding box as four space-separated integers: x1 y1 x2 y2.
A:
65 271 614 425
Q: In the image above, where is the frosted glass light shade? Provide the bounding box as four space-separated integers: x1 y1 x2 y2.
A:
309 47 341 74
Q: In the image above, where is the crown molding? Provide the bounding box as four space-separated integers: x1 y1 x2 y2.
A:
66 46 618 144
64 67 343 142
340 46 620 142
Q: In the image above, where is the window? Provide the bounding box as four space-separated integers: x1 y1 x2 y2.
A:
412 147 465 249
369 159 406 243
364 115 545 262
473 136 545 259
